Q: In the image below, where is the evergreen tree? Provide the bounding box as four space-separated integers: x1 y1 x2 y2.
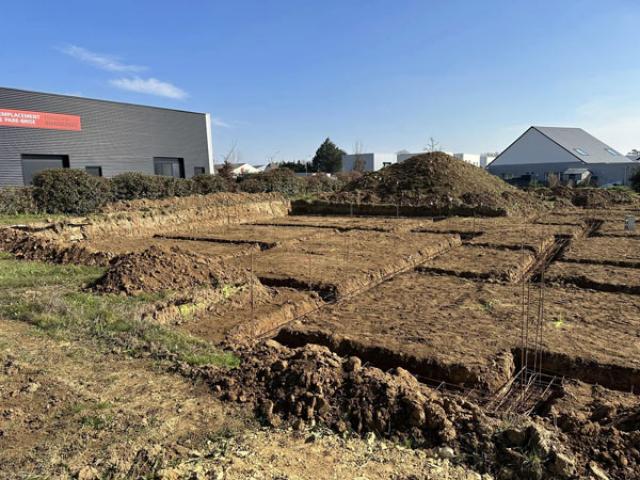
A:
311 138 345 173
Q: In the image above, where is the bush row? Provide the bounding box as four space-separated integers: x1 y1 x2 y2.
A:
1 167 353 216
0 186 38 215
28 170 230 214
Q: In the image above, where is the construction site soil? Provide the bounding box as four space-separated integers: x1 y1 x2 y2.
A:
1 193 640 478
332 152 544 216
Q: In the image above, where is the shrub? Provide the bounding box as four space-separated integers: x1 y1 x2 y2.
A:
157 177 194 198
0 187 38 214
237 168 304 196
110 172 166 201
302 174 341 194
192 174 229 194
631 169 640 193
32 169 111 214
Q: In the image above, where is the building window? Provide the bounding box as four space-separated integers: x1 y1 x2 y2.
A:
574 147 589 156
194 166 205 175
605 148 619 156
85 166 103 177
21 154 70 185
153 157 185 178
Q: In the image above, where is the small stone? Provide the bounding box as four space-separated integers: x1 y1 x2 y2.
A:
271 360 288 372
437 446 455 460
22 382 40 394
344 356 362 372
589 462 610 480
264 339 284 351
365 432 376 446
76 466 99 480
549 452 576 478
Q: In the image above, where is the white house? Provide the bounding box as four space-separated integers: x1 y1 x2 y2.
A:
341 153 397 172
214 162 260 176
487 126 638 187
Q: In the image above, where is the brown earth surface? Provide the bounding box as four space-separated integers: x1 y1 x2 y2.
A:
337 152 544 216
230 230 461 300
562 235 640 267
3 196 640 479
547 261 640 294
418 245 535 282
279 274 640 392
0 318 488 480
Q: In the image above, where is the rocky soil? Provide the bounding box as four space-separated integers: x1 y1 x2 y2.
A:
189 340 597 479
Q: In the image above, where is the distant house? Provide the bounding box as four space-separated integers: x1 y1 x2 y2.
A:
487 126 638 187
214 162 259 176
341 153 396 172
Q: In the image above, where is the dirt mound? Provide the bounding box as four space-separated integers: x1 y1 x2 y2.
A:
193 340 582 478
335 152 542 216
96 246 255 294
540 186 640 208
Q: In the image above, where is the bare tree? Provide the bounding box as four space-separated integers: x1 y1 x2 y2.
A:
353 140 366 173
218 141 238 181
424 137 440 152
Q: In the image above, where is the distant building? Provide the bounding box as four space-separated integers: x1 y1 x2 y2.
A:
626 150 640 162
480 154 496 168
0 87 213 186
398 151 493 168
214 162 259 176
487 126 638 187
341 153 396 172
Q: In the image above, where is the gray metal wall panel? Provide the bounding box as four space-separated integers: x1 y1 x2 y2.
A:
487 162 640 186
0 87 211 186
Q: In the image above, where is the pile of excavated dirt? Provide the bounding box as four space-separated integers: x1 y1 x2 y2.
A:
95 246 256 294
333 153 543 216
534 186 640 209
191 341 584 479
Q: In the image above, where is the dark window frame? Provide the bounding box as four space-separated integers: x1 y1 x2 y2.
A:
20 154 70 185
85 166 103 177
153 157 185 178
194 166 206 175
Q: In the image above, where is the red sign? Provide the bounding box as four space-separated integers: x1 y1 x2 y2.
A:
0 108 81 131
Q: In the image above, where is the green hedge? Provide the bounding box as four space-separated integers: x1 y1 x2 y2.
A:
8 167 331 216
0 187 38 215
32 169 111 214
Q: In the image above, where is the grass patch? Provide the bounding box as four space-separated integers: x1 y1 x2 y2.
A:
0 213 66 226
0 255 238 369
0 254 105 290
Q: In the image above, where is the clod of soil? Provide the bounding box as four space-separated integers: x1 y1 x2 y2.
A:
195 340 581 478
95 245 256 294
335 152 543 216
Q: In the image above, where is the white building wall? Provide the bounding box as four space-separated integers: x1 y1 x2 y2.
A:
342 153 395 172
490 128 578 166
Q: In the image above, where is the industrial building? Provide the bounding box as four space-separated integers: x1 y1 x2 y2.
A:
0 87 213 186
487 126 638 187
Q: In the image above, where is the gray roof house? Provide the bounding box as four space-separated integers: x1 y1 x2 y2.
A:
487 126 638 186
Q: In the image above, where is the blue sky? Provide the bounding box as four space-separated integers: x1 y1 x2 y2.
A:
3 0 640 163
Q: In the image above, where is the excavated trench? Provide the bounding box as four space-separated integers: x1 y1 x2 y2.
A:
274 327 492 391
512 348 640 394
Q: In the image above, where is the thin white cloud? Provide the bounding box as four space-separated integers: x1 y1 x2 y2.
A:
110 77 188 99
59 44 146 72
211 117 231 128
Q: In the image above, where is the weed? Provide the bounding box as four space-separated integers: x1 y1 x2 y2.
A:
479 298 497 313
552 315 566 329
81 414 113 430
